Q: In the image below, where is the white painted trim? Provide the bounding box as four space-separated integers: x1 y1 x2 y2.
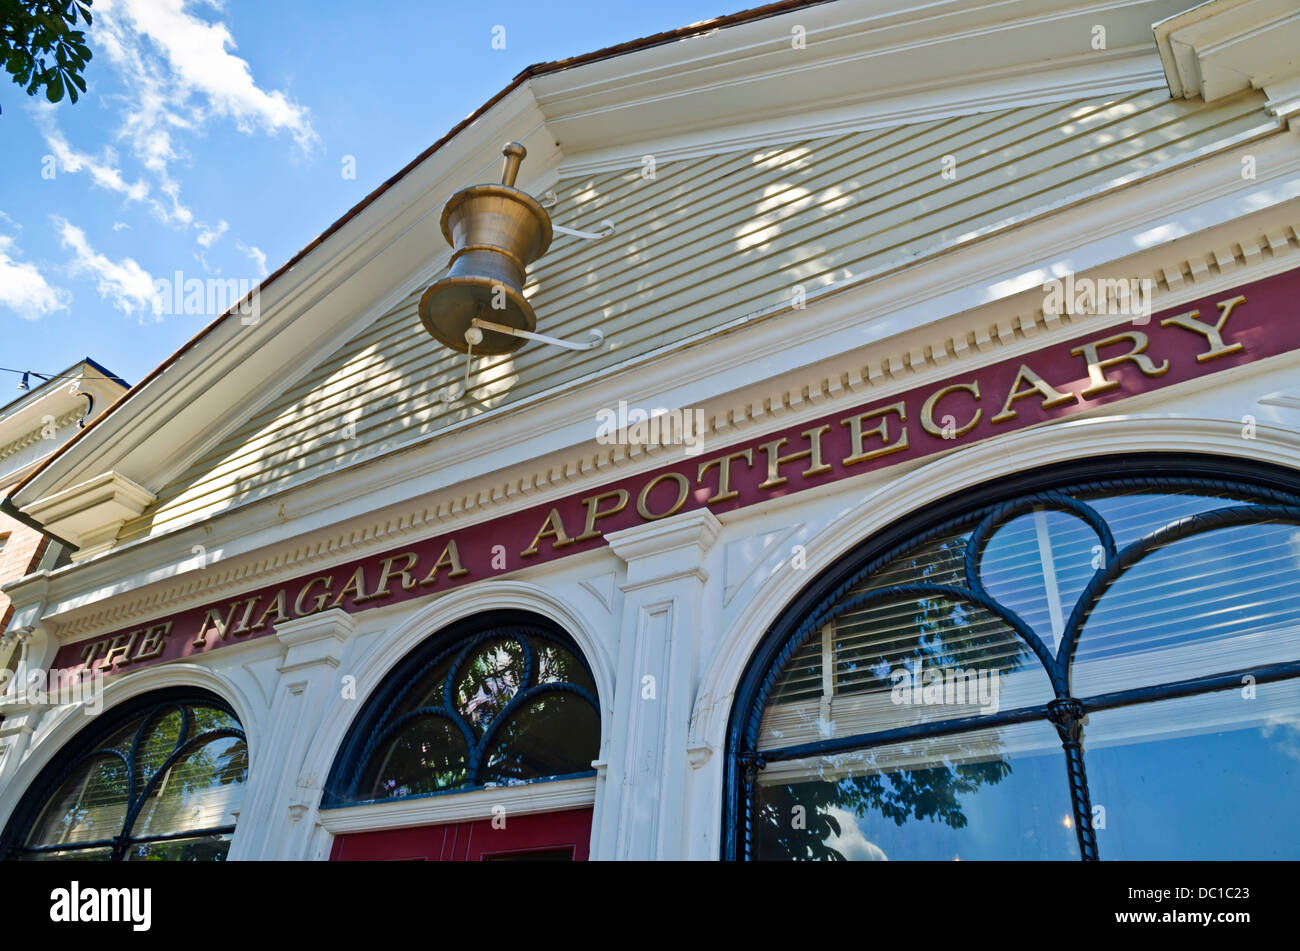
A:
554 51 1168 176
317 776 597 834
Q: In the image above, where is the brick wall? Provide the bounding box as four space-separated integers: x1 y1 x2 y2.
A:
0 481 49 633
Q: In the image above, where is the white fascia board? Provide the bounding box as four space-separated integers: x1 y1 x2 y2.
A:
9 85 554 511
1155 0 1300 101
556 49 1167 176
25 138 1300 628
534 0 1198 155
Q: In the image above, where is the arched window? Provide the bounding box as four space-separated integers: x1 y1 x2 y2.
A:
726 458 1300 861
2 690 247 861
325 610 600 806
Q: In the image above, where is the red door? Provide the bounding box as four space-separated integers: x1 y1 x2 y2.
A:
330 807 593 861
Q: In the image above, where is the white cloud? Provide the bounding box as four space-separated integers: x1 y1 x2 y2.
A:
0 233 71 321
55 217 159 319
237 241 268 278
196 219 228 248
95 0 316 167
37 0 316 261
824 806 889 861
37 115 152 206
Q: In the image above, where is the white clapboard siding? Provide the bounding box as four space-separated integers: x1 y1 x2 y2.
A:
120 87 1273 541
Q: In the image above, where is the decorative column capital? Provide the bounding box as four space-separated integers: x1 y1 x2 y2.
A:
273 608 356 673
606 509 722 592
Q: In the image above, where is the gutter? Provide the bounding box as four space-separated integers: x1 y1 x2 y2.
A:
0 495 77 553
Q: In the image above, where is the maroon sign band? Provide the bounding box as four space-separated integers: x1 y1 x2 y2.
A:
58 267 1300 675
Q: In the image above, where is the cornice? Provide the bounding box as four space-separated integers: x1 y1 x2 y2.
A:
0 408 84 467
28 196 1300 643
1155 0 1300 104
535 0 1196 155
555 49 1167 176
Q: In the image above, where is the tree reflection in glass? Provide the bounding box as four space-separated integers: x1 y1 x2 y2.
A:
16 700 246 861
349 628 599 803
755 723 1075 860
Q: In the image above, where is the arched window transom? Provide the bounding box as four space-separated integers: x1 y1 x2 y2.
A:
327 615 600 806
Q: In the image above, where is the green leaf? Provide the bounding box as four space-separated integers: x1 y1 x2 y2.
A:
45 72 63 102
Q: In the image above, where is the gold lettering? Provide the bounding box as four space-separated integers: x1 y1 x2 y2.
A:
991 365 1078 424
193 602 242 648
521 509 574 558
103 630 140 668
295 576 334 615
842 402 909 465
79 640 106 669
230 597 260 635
251 590 290 631
1070 332 1169 399
697 449 753 504
331 566 372 608
575 490 629 542
357 553 418 603
134 622 172 661
1160 294 1246 363
921 382 982 438
757 426 832 490
420 540 470 584
636 472 690 520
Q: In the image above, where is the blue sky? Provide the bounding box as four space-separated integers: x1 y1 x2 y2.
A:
0 0 727 387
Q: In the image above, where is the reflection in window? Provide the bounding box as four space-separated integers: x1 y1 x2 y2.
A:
8 699 246 861
755 721 1076 860
1083 681 1300 859
737 476 1300 860
332 621 599 805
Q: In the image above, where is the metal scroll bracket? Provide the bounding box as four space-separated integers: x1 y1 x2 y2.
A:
437 318 606 403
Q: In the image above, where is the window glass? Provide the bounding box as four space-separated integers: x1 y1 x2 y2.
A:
761 595 1050 751
10 699 246 861
754 720 1076 860
739 476 1300 860
1072 521 1300 695
331 622 599 805
1083 680 1300 859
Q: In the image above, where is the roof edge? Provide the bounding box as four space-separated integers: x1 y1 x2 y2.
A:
4 0 832 514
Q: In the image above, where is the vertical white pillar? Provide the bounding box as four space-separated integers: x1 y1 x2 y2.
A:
596 510 721 860
230 608 355 861
0 626 52 795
